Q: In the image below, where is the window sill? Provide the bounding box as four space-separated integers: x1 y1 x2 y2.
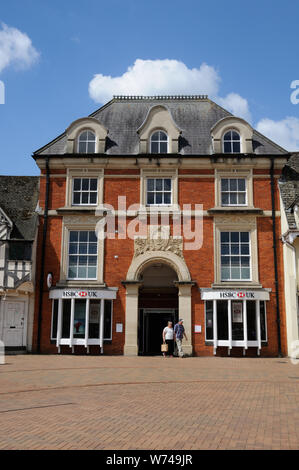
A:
208 207 263 215
212 282 263 289
57 206 97 214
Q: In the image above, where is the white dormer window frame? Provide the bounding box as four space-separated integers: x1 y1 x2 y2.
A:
150 130 169 154
77 130 96 154
222 129 241 154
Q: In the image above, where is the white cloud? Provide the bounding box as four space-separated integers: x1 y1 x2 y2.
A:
218 93 251 122
256 117 299 151
89 59 221 103
0 23 39 74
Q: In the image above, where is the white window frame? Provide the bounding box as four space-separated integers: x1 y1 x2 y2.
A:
77 130 96 154
67 230 98 281
220 177 247 207
222 129 241 154
215 169 253 209
140 169 178 210
51 298 113 341
72 177 98 206
150 130 169 154
204 299 268 343
146 177 172 206
220 231 252 282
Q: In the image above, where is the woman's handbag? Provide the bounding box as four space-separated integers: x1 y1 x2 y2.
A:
161 343 168 352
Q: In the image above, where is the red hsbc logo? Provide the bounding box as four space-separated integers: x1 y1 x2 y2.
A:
237 292 245 298
78 291 87 297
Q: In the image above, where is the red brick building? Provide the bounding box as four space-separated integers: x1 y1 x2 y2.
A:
32 96 289 357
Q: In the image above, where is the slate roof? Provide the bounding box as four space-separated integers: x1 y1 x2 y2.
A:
34 96 288 156
0 176 39 240
279 154 299 229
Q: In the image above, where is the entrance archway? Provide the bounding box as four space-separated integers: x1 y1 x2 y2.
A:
138 263 178 355
123 251 194 356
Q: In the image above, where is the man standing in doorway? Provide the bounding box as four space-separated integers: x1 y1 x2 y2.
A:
174 319 188 358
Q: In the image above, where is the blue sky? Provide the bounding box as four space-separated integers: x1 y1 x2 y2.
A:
0 0 299 175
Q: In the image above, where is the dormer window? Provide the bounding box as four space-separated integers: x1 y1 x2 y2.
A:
150 130 168 154
223 130 241 154
78 130 96 153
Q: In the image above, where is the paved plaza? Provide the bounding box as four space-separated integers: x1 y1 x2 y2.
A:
0 354 299 450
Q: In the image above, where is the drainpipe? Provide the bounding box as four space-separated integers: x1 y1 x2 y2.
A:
37 157 50 353
270 156 282 357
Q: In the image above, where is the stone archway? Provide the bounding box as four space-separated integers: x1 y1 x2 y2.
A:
123 251 194 356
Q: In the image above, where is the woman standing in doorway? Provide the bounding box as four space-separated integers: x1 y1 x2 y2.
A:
162 321 174 357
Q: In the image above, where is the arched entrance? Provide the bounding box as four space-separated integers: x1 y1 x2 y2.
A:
138 263 178 355
123 251 194 356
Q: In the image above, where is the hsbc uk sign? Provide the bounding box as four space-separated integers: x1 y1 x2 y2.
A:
200 289 270 301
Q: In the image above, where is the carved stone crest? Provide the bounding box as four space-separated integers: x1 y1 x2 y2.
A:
134 226 183 258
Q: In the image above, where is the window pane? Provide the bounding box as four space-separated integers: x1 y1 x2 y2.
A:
89 232 97 242
68 266 77 278
223 131 231 141
147 192 154 204
147 179 154 191
62 300 71 338
221 232 229 243
241 267 250 279
104 300 112 339
231 232 239 242
81 192 89 204
230 179 237 191
81 179 89 190
79 142 86 153
70 231 78 242
88 256 97 266
79 231 88 242
156 179 163 190
151 142 158 153
87 142 95 153
69 255 77 266
241 256 250 266
73 300 86 338
160 142 168 153
230 193 237 205
241 244 250 255
221 267 230 280
73 192 81 205
151 132 159 141
78 267 87 278
238 179 246 191
69 243 78 254
88 243 97 254
238 193 246 204
87 131 95 141
221 179 229 191
247 301 257 341
221 244 229 255
232 131 240 141
231 244 239 255
205 301 213 340
224 142 231 153
87 267 97 278
233 142 241 153
90 179 97 190
260 301 267 341
221 193 229 205
79 243 87 254
231 267 241 280
73 179 81 191
221 256 229 265
164 192 171 204
156 192 163 204
79 131 88 141
160 131 168 141
164 179 171 191
231 256 240 266
89 301 100 339
51 300 58 339
90 192 97 204
241 232 249 243
217 301 228 340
